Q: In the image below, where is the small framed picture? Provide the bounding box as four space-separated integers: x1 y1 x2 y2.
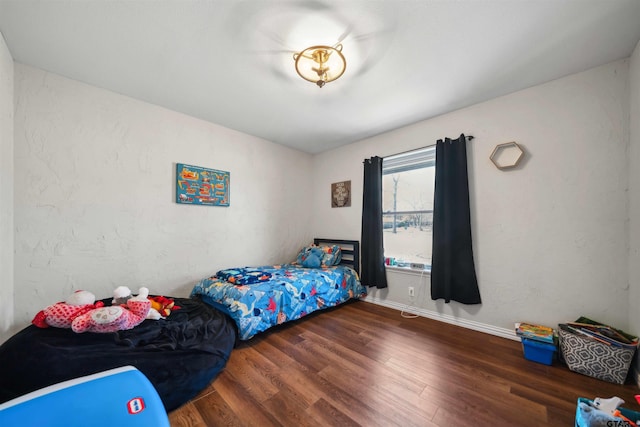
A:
331 180 351 208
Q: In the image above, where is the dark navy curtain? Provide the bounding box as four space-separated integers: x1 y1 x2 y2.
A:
430 134 481 304
361 156 388 289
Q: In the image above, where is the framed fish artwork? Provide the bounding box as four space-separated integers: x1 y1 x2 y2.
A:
176 163 230 206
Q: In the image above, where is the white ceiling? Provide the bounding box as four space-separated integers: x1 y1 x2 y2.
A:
1 0 640 154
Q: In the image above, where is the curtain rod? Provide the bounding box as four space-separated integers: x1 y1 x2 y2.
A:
444 134 474 141
377 134 474 159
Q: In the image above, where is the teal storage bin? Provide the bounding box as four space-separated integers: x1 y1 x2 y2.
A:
521 338 556 365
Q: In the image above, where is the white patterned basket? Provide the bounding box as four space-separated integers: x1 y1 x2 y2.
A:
558 328 637 384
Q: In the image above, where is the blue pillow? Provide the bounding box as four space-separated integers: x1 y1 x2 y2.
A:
296 245 342 267
296 246 322 268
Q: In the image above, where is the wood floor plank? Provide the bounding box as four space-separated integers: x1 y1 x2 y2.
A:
260 390 316 427
220 348 280 403
209 370 282 426
263 328 330 373
302 330 429 397
316 364 433 427
301 315 374 351
168 401 207 427
430 404 510 427
170 301 640 426
191 390 243 427
305 397 362 427
421 375 549 426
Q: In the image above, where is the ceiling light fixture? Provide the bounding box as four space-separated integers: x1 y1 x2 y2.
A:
293 44 346 88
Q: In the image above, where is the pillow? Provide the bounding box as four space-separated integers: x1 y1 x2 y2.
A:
295 245 342 267
296 246 312 265
320 245 342 267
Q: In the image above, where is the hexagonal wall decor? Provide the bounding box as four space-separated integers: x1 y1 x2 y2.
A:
490 141 525 170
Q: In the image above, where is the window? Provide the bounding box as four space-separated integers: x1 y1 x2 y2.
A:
382 146 435 269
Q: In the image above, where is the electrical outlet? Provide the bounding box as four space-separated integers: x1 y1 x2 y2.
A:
410 262 425 270
408 287 415 297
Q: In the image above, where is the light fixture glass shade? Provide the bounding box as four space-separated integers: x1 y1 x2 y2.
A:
293 44 346 87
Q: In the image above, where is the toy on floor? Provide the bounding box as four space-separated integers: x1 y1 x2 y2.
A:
593 396 625 415
613 409 637 426
577 401 622 427
576 396 640 427
71 288 151 333
32 290 104 329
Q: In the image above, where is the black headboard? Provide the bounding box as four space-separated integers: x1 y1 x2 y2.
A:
313 238 360 275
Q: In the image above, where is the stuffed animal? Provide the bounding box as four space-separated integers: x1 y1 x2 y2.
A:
112 285 164 320
112 286 133 305
71 287 151 334
32 290 105 329
299 246 324 268
592 397 625 416
149 296 181 318
145 306 163 321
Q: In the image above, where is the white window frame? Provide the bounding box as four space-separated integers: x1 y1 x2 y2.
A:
382 145 436 271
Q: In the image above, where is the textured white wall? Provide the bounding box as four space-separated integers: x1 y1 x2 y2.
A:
313 60 631 334
629 41 640 372
0 32 13 343
11 64 313 334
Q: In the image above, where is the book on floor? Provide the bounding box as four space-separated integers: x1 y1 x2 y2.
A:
515 322 555 344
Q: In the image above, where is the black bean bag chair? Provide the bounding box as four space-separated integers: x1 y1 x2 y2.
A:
0 297 236 412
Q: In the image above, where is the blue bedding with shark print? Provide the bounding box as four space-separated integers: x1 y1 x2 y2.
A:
190 264 367 340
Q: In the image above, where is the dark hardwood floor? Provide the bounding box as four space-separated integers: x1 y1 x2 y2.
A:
168 301 640 426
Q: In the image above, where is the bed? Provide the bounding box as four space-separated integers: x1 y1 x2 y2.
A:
190 238 367 340
0 297 236 412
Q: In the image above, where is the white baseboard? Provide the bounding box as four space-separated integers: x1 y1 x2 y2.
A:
361 296 519 341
